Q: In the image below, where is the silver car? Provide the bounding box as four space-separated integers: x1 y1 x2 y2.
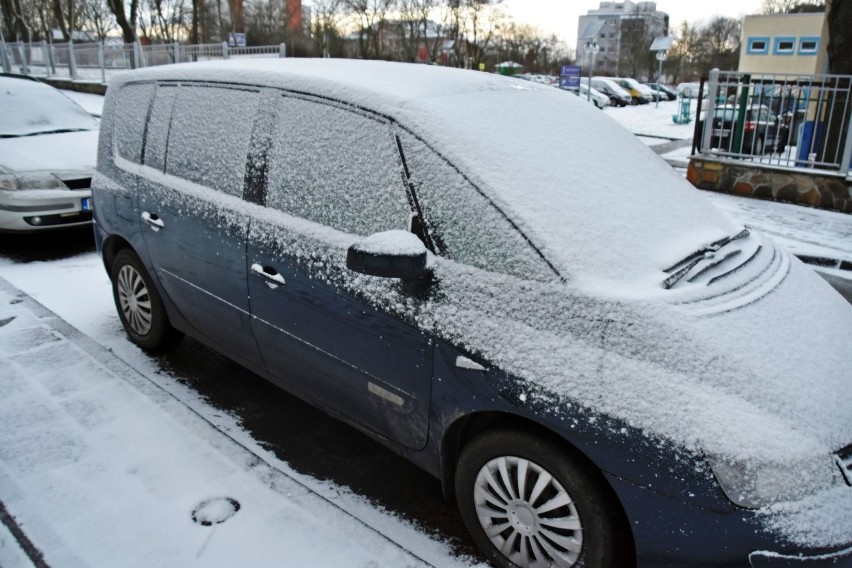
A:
0 74 98 232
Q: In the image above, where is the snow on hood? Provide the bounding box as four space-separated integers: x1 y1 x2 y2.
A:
0 76 98 137
0 130 98 175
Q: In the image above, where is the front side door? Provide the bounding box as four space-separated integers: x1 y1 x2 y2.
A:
246 94 434 450
136 83 262 367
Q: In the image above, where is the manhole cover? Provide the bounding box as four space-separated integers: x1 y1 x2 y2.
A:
191 497 241 526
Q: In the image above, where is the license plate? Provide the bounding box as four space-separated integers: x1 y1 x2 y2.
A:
82 197 92 211
713 128 730 138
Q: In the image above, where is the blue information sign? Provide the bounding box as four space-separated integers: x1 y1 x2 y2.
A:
559 65 581 89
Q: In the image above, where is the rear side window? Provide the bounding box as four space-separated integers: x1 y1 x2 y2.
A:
264 96 410 236
165 85 259 197
113 83 155 163
143 85 177 172
399 131 556 282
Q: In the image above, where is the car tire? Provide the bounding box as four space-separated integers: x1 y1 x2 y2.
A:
110 248 181 351
455 429 624 568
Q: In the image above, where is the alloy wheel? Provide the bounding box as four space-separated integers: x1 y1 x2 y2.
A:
116 264 153 336
473 456 583 567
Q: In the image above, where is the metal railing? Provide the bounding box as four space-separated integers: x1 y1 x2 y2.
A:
0 40 286 83
696 69 852 178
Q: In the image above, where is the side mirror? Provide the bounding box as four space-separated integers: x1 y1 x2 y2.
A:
346 230 430 280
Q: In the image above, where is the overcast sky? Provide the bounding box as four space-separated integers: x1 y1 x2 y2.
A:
502 0 766 48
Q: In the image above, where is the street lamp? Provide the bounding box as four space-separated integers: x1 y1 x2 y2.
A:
650 36 675 108
583 40 599 103
655 50 667 108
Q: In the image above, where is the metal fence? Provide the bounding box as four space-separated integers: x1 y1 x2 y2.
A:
0 40 286 83
695 69 852 178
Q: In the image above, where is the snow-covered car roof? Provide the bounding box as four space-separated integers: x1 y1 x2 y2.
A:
110 59 737 288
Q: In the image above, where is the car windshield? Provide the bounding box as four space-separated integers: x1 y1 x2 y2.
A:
401 86 737 284
0 77 98 137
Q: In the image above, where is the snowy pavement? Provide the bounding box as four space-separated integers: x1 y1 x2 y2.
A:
0 273 476 567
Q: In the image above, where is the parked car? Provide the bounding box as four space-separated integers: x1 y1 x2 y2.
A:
643 82 678 101
707 104 790 155
586 77 632 107
0 74 98 232
93 60 852 568
595 77 651 105
676 81 704 99
578 83 611 109
560 82 611 109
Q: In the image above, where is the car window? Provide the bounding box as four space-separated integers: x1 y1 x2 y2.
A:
113 83 155 164
398 131 556 282
142 85 177 172
264 96 410 236
165 85 260 197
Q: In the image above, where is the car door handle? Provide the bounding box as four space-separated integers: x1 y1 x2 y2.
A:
141 211 165 231
251 263 286 289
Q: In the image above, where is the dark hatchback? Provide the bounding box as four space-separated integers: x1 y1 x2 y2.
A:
708 105 790 155
93 60 852 568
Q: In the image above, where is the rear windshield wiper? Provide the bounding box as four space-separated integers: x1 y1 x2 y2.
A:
663 228 750 289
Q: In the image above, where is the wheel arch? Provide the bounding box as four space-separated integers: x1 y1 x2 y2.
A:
100 234 134 274
440 410 637 564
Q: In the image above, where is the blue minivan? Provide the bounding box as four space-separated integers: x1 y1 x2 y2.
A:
93 59 852 567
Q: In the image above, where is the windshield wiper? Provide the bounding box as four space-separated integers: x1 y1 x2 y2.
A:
663 228 750 289
1 128 91 138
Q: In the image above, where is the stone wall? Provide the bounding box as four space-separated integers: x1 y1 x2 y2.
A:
687 157 852 214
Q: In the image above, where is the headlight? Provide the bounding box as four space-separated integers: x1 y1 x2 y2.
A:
0 173 67 191
710 455 841 509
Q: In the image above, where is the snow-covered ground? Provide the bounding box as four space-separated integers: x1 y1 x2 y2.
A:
603 99 699 142
0 85 848 567
0 260 477 568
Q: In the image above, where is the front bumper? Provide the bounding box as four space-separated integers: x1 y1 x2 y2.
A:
0 189 92 232
606 474 852 567
750 546 852 567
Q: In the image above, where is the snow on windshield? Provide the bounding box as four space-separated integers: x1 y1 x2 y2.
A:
0 77 98 137
396 87 739 286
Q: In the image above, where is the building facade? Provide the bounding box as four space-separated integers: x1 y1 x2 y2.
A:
576 1 669 76
738 13 828 75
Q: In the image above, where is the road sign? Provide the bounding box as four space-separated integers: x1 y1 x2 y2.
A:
559 65 581 89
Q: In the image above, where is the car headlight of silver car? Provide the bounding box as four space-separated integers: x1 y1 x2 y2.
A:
0 173 67 191
710 454 841 509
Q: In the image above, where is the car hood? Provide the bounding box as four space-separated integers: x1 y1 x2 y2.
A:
0 130 98 175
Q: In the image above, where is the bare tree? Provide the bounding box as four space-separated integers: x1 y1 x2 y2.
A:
618 7 657 79
696 16 741 75
311 0 344 57
344 0 393 59
445 0 502 68
464 0 502 68
244 0 286 45
664 20 700 83
495 22 560 73
761 0 825 13
396 0 439 62
81 0 118 40
141 0 190 43
105 0 140 43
